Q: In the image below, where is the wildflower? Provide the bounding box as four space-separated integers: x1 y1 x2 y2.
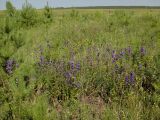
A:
64 72 72 79
128 46 132 55
112 59 116 63
6 59 14 74
69 60 74 70
64 72 74 86
112 50 116 58
39 56 45 65
130 72 135 84
125 72 135 85
125 46 132 55
120 50 125 56
125 75 129 85
112 50 117 63
76 62 81 71
140 47 145 56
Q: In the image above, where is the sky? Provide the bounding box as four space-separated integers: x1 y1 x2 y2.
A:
0 0 160 10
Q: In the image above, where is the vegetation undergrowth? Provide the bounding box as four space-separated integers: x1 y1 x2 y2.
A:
0 1 160 120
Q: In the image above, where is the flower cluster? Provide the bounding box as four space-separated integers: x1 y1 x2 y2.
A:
125 72 135 85
111 46 146 86
6 59 15 74
111 46 134 62
64 60 81 88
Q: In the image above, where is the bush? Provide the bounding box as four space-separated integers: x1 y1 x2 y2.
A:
43 2 53 23
6 1 16 17
20 2 37 27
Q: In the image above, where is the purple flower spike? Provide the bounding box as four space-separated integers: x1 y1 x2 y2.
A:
130 72 135 84
112 59 116 63
112 50 116 58
76 62 81 71
128 46 132 55
69 60 74 70
112 50 118 63
125 75 129 85
64 72 73 86
40 56 45 65
140 47 145 56
120 50 125 56
64 72 72 79
6 59 14 74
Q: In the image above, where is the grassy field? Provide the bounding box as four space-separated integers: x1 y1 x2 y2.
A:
0 2 160 120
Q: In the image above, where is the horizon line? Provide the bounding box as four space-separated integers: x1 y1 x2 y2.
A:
1 5 160 10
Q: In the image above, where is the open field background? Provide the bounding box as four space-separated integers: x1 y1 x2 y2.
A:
0 2 160 120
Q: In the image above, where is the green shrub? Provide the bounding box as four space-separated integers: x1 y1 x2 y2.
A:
43 2 53 23
20 2 37 27
6 1 16 17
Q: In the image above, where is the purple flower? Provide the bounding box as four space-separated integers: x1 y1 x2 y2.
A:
69 60 74 70
76 62 81 71
125 72 135 85
120 50 125 56
128 46 131 54
112 59 116 63
39 56 45 65
6 59 14 74
64 72 75 86
140 47 145 56
112 50 118 63
64 72 72 79
112 50 116 58
125 75 129 85
130 72 135 84
125 46 132 55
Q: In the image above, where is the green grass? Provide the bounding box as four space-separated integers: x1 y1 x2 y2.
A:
0 6 160 120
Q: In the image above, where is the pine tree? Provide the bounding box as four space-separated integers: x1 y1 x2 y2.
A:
6 1 15 17
44 2 53 23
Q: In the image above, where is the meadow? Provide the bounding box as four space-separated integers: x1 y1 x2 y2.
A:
0 2 160 120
